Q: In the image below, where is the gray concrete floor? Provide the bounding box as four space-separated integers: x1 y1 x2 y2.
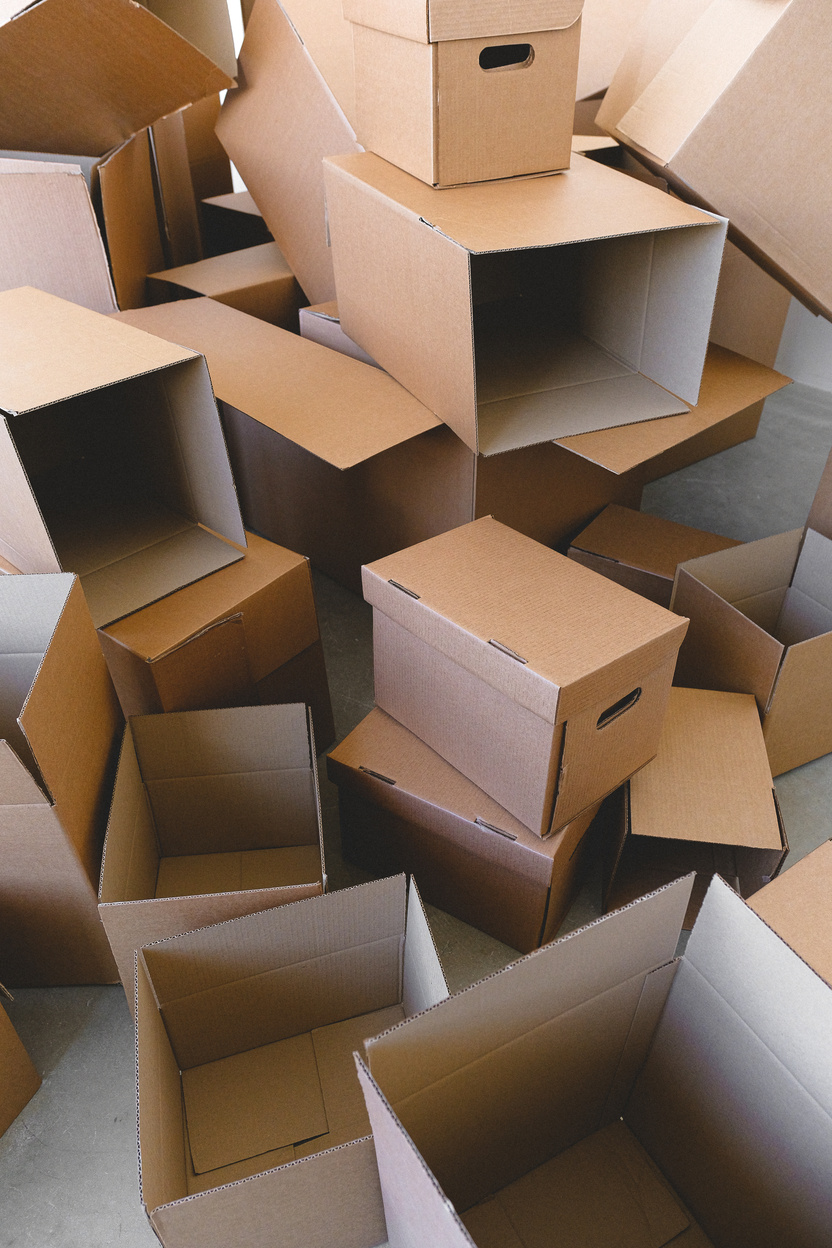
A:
2 380 832 1247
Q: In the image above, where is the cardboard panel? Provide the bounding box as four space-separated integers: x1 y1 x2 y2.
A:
99 727 161 906
761 628 832 775
805 444 832 543
575 0 652 100
0 420 59 573
256 640 336 754
569 505 740 581
136 956 190 1214
97 130 166 311
749 839 832 987
0 995 41 1137
709 240 790 369
150 109 203 269
345 0 584 41
402 878 449 1016
150 615 256 714
280 0 357 127
143 0 237 80
182 95 232 203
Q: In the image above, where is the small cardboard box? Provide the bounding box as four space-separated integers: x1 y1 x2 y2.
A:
604 687 787 929
0 573 122 987
344 0 584 187
327 708 600 953
364 517 689 837
0 984 41 1137
672 445 832 776
324 151 727 455
357 873 832 1248
147 243 305 330
99 703 326 1007
200 190 273 258
568 505 741 607
136 875 448 1248
0 287 246 628
750 839 832 988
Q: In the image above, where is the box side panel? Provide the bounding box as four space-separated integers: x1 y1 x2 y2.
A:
568 549 671 606
709 239 791 369
145 0 237 81
98 130 166 311
97 629 164 718
761 631 832 775
136 955 189 1216
403 877 449 1014
352 27 437 187
99 726 161 906
151 615 257 715
0 1000 41 1136
150 109 203 270
806 445 832 544
183 95 233 203
749 839 832 987
0 420 58 573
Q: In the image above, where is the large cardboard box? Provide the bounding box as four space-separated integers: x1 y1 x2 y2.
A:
0 574 122 987
672 445 832 775
147 243 305 329
324 152 727 455
0 985 41 1137
328 709 600 953
604 687 787 928
364 517 689 837
575 0 652 100
356 873 832 1248
0 288 246 628
136 875 448 1248
99 703 326 1007
750 839 832 987
597 0 832 320
344 0 583 187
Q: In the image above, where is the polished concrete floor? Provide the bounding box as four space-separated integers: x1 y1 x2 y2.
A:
2 380 832 1247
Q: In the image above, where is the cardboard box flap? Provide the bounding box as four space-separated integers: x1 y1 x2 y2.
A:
570 505 740 580
142 0 237 81
775 529 832 646
149 242 294 299
402 877 449 1016
343 0 584 41
364 518 687 724
677 528 802 606
0 0 232 158
750 840 832 987
99 724 160 904
280 0 357 127
0 739 50 804
136 955 190 1214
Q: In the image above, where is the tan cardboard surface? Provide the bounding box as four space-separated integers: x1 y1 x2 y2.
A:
576 0 652 99
96 129 167 311
148 243 302 329
280 0 357 127
183 96 232 203
709 241 791 369
569 505 740 580
0 994 41 1137
345 0 584 42
143 0 237 80
149 109 203 270
749 840 832 987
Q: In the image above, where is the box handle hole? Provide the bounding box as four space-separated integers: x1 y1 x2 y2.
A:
597 688 641 729
479 43 534 71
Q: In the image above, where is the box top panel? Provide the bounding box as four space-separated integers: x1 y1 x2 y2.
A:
570 505 740 579
325 152 714 255
0 0 232 157
750 839 832 987
148 242 293 300
343 0 584 42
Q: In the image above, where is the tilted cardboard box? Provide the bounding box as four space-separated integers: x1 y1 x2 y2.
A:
0 288 246 629
147 243 304 330
604 687 787 928
328 708 600 953
136 875 448 1248
357 874 832 1248
99 703 326 1010
750 839 832 988
0 984 41 1137
364 517 689 836
323 152 727 455
344 0 584 187
0 573 122 986
672 444 832 775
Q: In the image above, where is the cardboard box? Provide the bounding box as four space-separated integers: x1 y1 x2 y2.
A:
141 0 237 80
300 301 381 368
709 240 792 370
604 687 787 929
200 190 273 258
356 873 832 1248
136 875 448 1248
344 0 583 187
147 243 305 330
597 0 832 319
568 504 741 607
279 0 359 128
324 151 727 455
0 573 122 987
750 839 832 987
672 445 832 776
0 984 41 1137
575 0 652 100
364 517 689 837
182 96 233 206
327 708 600 953
0 287 246 628
97 531 334 746
99 703 326 1007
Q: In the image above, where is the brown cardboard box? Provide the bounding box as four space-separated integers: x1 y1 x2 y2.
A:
672 445 832 776
364 517 689 837
99 703 326 1008
0 574 122 987
568 504 741 607
323 151 727 455
136 875 448 1248
327 709 600 953
141 0 237 79
597 0 832 319
750 840 832 987
357 873 832 1248
0 985 41 1137
97 531 334 746
604 687 787 929
0 287 246 628
344 0 583 187
200 190 273 257
575 0 652 100
182 95 233 205
147 243 305 329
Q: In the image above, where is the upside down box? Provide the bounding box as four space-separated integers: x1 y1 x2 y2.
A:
364 517 689 836
136 875 448 1248
0 985 41 1137
357 873 832 1248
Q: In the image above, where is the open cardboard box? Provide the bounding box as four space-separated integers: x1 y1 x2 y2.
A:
99 703 326 1009
750 839 832 988
136 874 448 1248
344 0 583 187
328 708 600 953
671 444 832 775
0 288 246 629
364 517 689 837
147 242 305 330
0 573 122 986
323 151 727 456
357 872 832 1248
604 687 787 929
0 983 41 1137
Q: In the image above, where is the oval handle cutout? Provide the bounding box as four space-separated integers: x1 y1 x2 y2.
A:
597 688 642 729
479 43 534 71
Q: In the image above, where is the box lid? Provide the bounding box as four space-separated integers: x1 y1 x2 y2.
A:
343 0 584 42
364 517 687 724
570 505 740 580
0 0 232 158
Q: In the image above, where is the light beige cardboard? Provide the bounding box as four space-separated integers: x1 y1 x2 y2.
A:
148 243 304 329
709 240 791 369
324 152 727 454
575 0 652 100
343 0 584 42
279 0 358 126
0 985 41 1137
182 96 232 205
141 0 237 80
750 840 832 988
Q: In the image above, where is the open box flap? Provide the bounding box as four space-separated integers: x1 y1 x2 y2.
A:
143 0 237 81
343 0 583 41
750 839 832 987
569 505 740 580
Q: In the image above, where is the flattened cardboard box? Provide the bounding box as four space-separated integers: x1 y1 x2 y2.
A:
364 517 689 837
0 288 246 629
328 708 600 953
357 873 832 1248
604 687 787 929
0 574 122 987
0 984 41 1137
136 875 448 1248
147 243 305 330
672 444 832 775
99 703 326 1010
324 151 727 456
750 839 832 988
